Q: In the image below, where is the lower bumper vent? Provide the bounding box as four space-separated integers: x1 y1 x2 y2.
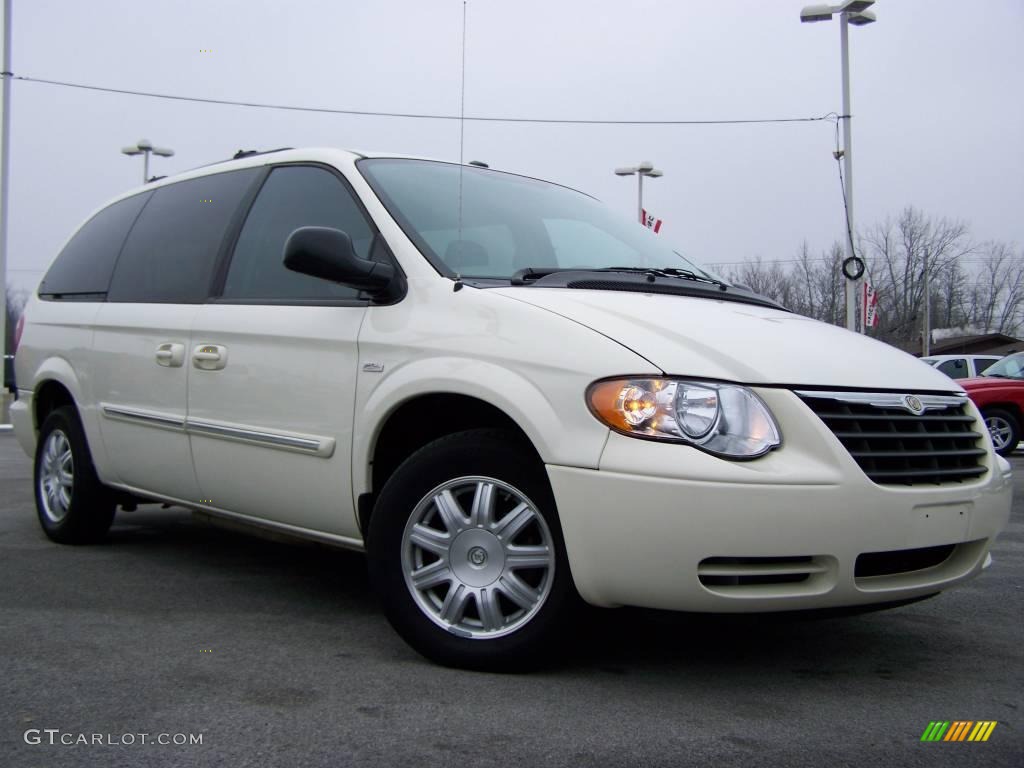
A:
698 556 826 588
855 544 956 578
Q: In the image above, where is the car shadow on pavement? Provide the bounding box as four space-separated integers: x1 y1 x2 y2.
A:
95 505 969 678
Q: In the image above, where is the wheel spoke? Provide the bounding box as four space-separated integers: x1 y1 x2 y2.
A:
491 502 534 541
468 481 496 528
505 545 552 570
408 523 450 557
439 584 471 624
410 559 452 590
477 587 504 631
497 573 541 610
434 490 467 535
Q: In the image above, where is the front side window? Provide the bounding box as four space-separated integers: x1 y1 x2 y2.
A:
222 166 374 301
107 168 261 303
358 158 712 280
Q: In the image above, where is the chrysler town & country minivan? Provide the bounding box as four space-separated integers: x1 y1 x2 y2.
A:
11 148 1013 669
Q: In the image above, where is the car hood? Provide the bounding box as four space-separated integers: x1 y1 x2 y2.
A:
492 287 962 390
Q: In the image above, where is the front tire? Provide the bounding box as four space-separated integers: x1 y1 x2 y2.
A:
983 408 1019 457
34 406 116 544
367 430 578 671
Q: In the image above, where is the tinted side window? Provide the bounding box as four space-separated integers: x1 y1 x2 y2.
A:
40 192 152 298
936 359 967 378
976 358 1000 374
108 169 260 303
222 166 374 301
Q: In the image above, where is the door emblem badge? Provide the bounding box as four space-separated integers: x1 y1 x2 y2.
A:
362 362 385 373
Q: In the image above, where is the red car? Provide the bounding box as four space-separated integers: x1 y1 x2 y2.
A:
960 351 1024 456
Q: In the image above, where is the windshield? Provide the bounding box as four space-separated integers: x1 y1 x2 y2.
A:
358 158 717 281
981 352 1024 379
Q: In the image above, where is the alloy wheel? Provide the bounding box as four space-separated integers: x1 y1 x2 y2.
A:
986 415 1012 451
39 429 74 523
401 476 555 639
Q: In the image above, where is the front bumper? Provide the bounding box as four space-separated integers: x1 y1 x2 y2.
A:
548 388 1013 611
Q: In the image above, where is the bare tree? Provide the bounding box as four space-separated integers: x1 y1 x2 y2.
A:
861 207 972 344
715 207 1021 346
968 242 1024 335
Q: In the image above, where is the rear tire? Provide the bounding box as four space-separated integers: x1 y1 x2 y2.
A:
983 408 1019 457
34 406 116 544
367 429 579 671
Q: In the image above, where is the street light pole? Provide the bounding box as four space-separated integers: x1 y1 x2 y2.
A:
615 161 663 225
121 139 174 184
637 172 644 224
801 1 876 333
0 0 11 389
839 12 857 333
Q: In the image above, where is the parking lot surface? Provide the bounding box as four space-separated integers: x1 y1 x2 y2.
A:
1 432 1021 767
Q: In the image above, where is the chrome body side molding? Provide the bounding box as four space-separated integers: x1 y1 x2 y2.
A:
101 405 335 458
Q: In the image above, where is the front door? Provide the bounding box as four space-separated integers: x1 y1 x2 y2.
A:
187 165 378 538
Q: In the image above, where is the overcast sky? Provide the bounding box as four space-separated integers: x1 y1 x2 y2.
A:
4 0 1023 293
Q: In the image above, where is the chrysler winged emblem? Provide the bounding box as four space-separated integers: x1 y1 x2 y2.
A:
902 394 925 415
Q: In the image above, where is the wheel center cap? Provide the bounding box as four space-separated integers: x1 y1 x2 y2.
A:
449 529 505 588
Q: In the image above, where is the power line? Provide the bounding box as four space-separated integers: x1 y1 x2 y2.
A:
5 73 839 127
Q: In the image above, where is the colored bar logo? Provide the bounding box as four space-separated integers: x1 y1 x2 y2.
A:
920 721 997 742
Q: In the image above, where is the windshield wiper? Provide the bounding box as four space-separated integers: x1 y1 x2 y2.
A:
601 266 729 291
511 266 729 290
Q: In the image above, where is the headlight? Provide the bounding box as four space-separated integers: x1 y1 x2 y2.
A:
587 378 781 459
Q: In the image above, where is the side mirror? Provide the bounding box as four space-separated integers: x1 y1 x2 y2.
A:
283 227 400 300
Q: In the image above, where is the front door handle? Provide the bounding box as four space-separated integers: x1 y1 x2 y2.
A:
155 342 186 367
192 344 228 371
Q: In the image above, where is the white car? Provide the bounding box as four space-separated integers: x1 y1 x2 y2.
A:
921 354 1004 380
11 148 1013 670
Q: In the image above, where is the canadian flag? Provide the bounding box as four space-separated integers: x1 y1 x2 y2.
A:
641 208 662 233
862 282 879 329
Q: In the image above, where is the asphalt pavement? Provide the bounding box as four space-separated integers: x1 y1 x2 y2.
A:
1 431 1021 767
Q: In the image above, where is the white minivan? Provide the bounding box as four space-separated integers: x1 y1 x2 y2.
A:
11 148 1013 670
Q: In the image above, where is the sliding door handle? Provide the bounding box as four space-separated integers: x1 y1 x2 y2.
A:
192 344 228 371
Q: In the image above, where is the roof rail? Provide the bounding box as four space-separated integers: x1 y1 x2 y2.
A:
187 147 296 172
232 147 294 160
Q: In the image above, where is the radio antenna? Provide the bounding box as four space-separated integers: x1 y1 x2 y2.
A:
456 1 467 245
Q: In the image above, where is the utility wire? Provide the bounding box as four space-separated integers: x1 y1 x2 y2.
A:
4 73 840 127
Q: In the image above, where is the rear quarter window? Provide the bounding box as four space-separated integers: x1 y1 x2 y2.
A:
39 192 152 299
107 168 261 303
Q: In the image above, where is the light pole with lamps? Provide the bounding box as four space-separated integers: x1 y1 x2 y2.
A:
614 161 663 225
121 139 174 183
800 0 876 333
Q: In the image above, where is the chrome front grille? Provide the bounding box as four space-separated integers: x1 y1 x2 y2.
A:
796 391 988 486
